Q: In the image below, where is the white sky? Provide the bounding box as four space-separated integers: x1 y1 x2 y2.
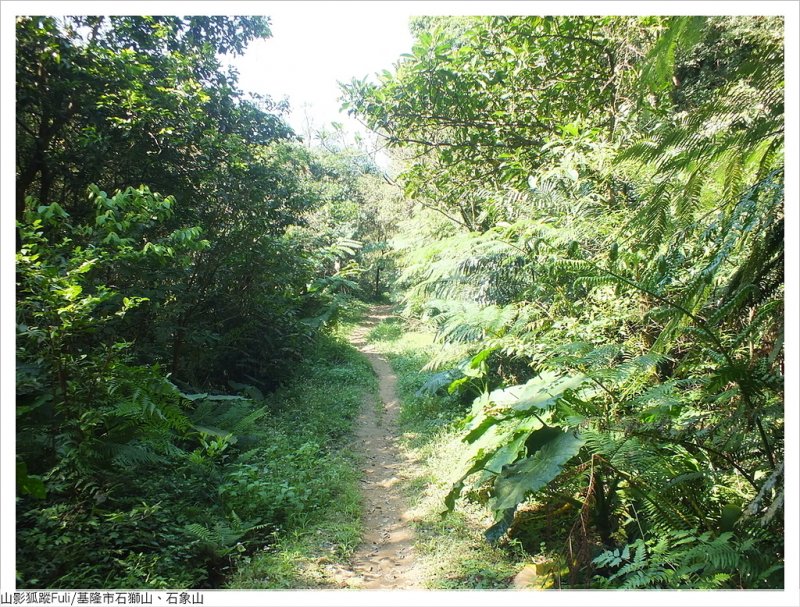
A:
226 7 415 141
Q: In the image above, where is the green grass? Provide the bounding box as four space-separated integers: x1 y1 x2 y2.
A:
365 315 405 342
225 473 363 589
365 313 530 589
232 308 531 589
227 326 376 589
413 509 524 589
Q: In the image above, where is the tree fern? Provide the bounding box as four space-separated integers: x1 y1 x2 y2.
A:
351 14 784 588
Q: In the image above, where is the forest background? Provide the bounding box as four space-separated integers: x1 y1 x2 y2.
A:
3 0 795 604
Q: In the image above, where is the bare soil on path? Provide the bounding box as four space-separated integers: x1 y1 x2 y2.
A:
330 305 422 589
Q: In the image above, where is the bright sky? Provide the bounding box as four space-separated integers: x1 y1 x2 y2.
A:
227 7 415 143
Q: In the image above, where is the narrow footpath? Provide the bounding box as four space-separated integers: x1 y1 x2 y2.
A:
331 305 422 589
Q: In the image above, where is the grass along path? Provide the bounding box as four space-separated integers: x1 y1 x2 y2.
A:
225 328 375 589
329 305 423 588
362 312 532 589
229 305 526 589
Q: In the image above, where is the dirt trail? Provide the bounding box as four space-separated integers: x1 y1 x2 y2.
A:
331 305 422 589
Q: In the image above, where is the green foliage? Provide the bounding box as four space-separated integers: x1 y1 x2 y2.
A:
298 147 405 301
348 14 784 589
16 11 785 592
17 329 373 588
593 529 782 589
366 316 405 342
224 334 375 588
364 315 528 589
342 16 661 230
17 189 201 495
16 16 326 392
14 16 382 589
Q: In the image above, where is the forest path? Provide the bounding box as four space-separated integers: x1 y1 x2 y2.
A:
330 304 422 589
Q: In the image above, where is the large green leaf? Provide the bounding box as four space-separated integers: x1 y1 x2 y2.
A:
463 372 587 443
17 461 46 499
504 373 589 414
444 415 543 512
463 414 504 443
492 372 576 407
490 428 584 512
476 416 544 480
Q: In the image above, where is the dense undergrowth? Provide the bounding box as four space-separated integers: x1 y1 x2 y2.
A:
346 16 785 589
15 12 786 593
14 16 389 589
17 321 375 588
225 309 378 589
